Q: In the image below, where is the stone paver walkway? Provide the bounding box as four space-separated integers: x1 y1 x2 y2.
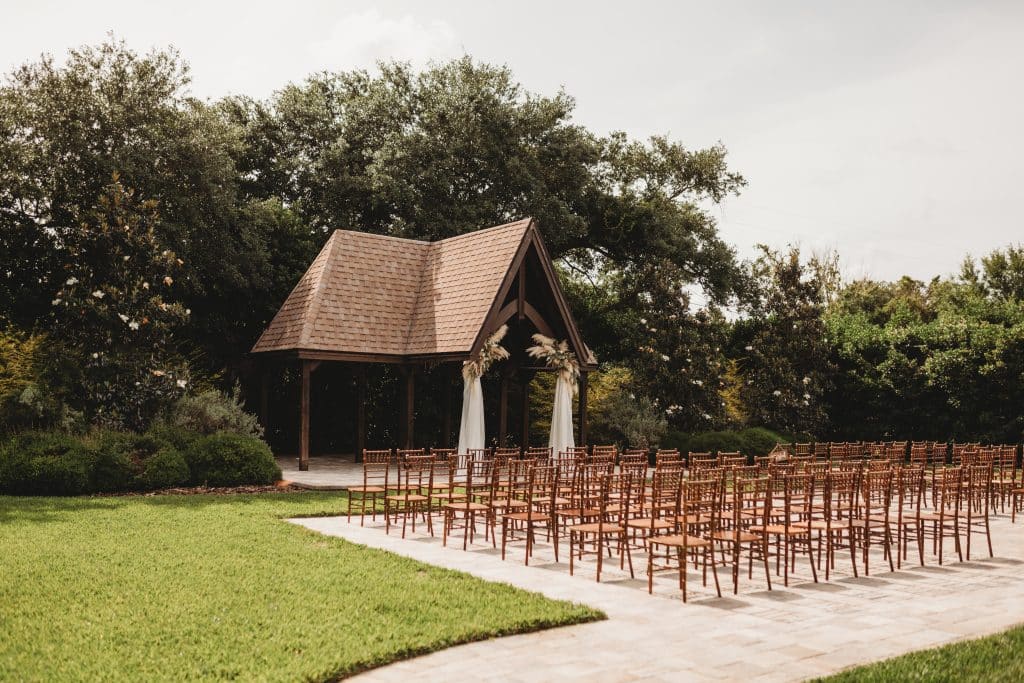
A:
292 511 1024 682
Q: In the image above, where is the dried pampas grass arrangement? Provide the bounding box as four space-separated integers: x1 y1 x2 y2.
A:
526 333 580 391
462 324 510 380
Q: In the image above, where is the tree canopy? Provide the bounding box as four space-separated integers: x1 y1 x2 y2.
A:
2 38 1022 444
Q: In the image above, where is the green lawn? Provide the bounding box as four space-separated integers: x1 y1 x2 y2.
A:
819 625 1024 682
0 492 601 681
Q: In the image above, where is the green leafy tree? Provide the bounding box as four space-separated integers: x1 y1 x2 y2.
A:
47 177 190 429
0 38 312 373
732 246 838 435
224 58 748 379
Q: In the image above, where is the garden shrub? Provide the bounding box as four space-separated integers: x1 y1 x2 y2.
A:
137 447 190 489
0 426 280 494
0 431 89 495
739 427 792 455
662 427 791 458
184 432 280 487
170 386 264 439
145 423 202 452
77 441 134 493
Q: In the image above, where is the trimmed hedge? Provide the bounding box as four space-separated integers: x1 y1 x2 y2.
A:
184 432 280 487
662 427 793 458
0 428 280 495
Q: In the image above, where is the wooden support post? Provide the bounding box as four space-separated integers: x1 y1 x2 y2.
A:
499 371 509 446
259 368 270 434
401 367 415 449
520 371 533 448
442 369 453 448
355 367 366 463
299 359 311 471
578 370 588 447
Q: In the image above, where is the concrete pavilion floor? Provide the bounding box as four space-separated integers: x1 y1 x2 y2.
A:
276 455 364 489
293 507 1024 682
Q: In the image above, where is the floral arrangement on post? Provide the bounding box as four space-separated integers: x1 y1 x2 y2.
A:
462 325 510 380
526 334 580 392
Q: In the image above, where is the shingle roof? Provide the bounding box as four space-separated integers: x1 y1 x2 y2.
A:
251 219 532 358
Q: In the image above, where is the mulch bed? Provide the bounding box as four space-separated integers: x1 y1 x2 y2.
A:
95 482 308 497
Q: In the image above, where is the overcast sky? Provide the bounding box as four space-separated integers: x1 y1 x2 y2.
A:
4 1 1022 283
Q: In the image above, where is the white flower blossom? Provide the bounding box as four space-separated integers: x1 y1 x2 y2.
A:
91 352 99 359
92 290 104 298
772 389 782 396
802 376 811 384
128 321 139 330
163 276 174 286
639 318 647 325
118 313 129 323
702 413 712 420
176 379 187 389
142 282 149 290
648 327 657 333
803 393 811 400
65 277 78 286
745 345 753 351
185 309 191 315
693 379 703 386
660 354 670 361
51 298 61 306
122 255 130 261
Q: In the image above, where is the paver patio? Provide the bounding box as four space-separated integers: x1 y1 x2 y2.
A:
293 509 1024 682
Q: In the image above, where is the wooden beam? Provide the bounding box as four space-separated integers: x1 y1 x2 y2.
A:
299 359 311 471
494 300 555 338
499 372 509 446
355 367 366 463
578 370 588 446
517 261 526 320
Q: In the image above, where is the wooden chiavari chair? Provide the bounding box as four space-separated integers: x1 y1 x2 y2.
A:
569 472 635 582
347 449 390 524
649 477 721 601
442 459 493 550
754 473 818 586
920 467 963 564
628 467 681 551
525 446 553 463
385 454 433 538
501 464 559 565
890 466 926 569
964 463 994 560
713 475 772 594
719 452 747 468
810 469 859 580
859 469 895 575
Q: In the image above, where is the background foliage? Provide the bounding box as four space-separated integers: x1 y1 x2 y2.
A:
1 38 1022 450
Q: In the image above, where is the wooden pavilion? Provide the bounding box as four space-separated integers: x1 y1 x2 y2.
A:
250 218 597 470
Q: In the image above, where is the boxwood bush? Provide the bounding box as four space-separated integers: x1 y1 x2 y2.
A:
184 432 281 487
0 427 280 495
662 427 793 459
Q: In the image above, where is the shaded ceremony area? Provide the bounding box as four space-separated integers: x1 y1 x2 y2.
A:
250 218 596 470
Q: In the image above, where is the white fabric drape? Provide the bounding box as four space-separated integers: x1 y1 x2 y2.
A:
549 375 575 458
457 375 486 454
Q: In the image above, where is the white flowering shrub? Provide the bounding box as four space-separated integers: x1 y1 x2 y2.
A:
47 177 192 430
